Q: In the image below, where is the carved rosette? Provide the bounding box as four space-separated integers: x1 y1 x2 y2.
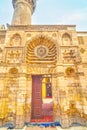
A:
34 45 48 58
26 36 57 64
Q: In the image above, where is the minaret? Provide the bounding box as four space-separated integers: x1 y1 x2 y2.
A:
11 0 36 25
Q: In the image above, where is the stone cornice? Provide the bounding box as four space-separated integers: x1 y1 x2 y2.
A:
7 25 76 31
77 31 87 36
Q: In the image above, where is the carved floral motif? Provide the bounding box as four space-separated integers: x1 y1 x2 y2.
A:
10 34 21 46
62 49 81 63
6 49 22 63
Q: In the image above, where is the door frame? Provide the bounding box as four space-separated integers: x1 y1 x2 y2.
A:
31 75 42 119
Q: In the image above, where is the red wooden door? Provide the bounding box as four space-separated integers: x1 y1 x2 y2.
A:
32 75 42 119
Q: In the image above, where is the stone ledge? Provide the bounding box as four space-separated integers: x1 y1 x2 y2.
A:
7 25 76 31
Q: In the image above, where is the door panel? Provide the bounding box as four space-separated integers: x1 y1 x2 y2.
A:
32 75 42 119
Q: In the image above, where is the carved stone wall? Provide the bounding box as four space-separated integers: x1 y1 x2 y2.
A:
0 26 87 129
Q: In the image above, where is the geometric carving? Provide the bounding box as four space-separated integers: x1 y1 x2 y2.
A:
27 66 56 75
34 45 48 58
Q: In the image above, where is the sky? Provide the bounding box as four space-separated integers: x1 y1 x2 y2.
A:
0 0 87 31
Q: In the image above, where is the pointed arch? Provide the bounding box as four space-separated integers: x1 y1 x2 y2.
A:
10 33 21 46
62 33 72 45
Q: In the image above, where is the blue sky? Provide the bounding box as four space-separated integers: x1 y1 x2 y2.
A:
0 0 87 31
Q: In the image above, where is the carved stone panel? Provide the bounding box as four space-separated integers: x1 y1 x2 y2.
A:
34 45 49 58
26 36 57 64
6 49 23 63
61 48 81 63
10 34 21 46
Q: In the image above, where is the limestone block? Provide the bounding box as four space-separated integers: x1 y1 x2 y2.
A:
83 106 87 114
15 115 24 129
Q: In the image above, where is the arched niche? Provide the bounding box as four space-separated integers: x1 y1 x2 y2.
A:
62 33 72 45
26 35 57 65
9 67 19 77
9 67 18 74
65 67 75 77
10 34 21 46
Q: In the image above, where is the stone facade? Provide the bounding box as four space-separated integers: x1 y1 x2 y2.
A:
0 0 87 129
